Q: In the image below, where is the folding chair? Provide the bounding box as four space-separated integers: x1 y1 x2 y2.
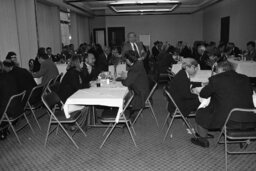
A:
162 87 196 142
132 80 159 127
44 78 55 94
25 85 45 130
42 92 87 149
0 91 34 144
100 91 136 149
54 73 63 84
215 108 256 171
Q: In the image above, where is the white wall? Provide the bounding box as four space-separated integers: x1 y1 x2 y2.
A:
203 0 256 49
36 2 62 54
104 12 203 47
0 0 38 68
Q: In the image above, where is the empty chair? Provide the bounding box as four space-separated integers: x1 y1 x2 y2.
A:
215 108 256 171
132 80 159 127
100 91 136 149
0 91 34 144
162 87 196 142
25 85 45 130
42 91 87 149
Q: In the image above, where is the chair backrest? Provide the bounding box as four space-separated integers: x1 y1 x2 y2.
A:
27 85 44 106
222 108 256 130
43 78 55 94
42 91 62 111
54 73 63 84
123 91 134 112
163 87 182 114
3 91 26 118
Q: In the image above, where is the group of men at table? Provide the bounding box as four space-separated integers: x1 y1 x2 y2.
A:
168 58 256 148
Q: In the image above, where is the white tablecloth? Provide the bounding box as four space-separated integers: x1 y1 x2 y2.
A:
108 64 127 76
63 82 128 123
228 59 256 77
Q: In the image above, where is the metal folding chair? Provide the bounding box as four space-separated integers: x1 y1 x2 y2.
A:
43 78 55 94
42 92 87 149
0 91 34 144
54 73 63 84
215 108 256 171
25 85 45 130
162 87 196 142
100 91 136 149
132 81 159 127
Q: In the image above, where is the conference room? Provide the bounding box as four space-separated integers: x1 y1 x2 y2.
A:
0 0 256 170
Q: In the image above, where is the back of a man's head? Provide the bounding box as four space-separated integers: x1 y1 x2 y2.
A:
182 58 198 68
217 61 233 72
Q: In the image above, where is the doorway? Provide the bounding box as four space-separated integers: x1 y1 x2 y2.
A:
220 16 230 43
108 27 125 52
93 28 106 48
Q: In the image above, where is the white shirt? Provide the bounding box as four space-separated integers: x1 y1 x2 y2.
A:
130 42 141 57
85 63 92 74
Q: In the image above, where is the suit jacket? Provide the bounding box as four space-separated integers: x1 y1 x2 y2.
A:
58 67 89 103
95 53 109 72
152 46 159 58
0 73 20 118
122 41 145 58
122 61 150 110
81 64 98 82
9 66 36 101
246 50 256 61
199 52 211 70
33 59 59 86
167 69 200 116
199 70 256 129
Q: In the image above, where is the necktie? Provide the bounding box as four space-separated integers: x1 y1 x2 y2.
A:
132 43 140 58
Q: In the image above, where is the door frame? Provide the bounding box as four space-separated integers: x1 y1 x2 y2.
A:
93 28 106 46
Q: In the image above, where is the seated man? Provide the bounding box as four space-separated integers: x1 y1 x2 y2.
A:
167 58 200 117
58 55 90 103
245 41 256 61
32 53 59 86
192 61 256 148
122 50 150 113
3 60 36 102
81 53 98 82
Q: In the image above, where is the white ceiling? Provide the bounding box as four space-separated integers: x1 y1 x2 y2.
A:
63 0 223 16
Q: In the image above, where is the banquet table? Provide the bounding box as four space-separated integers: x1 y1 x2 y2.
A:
228 59 256 77
63 81 128 123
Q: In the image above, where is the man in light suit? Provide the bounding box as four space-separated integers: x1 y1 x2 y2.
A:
122 32 146 61
32 54 59 86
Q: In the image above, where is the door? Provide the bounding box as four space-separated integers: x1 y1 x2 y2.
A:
220 16 230 43
108 27 125 51
93 28 106 48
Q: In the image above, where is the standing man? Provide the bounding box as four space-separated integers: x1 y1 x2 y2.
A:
122 32 146 61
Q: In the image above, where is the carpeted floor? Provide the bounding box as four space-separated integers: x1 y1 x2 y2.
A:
0 87 256 171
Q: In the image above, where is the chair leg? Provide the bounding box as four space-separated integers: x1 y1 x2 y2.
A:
129 120 136 136
29 106 41 130
100 123 117 149
24 113 35 133
132 109 143 126
58 123 79 149
149 103 159 127
224 127 228 171
44 119 52 147
125 121 137 147
103 123 112 136
181 116 196 138
9 121 22 144
162 112 171 130
75 122 87 138
163 114 175 142
56 125 59 135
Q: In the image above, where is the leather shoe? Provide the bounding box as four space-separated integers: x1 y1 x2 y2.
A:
191 137 209 148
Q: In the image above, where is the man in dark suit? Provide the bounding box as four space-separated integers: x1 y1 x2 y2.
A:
226 42 241 57
192 61 256 148
122 50 150 111
46 47 59 62
122 32 146 61
3 60 36 102
82 53 98 82
167 58 200 117
32 54 59 86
